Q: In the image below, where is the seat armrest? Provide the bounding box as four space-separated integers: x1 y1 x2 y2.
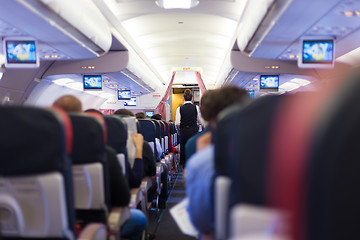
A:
156 163 164 174
215 176 232 240
141 176 153 191
140 177 153 212
107 207 130 239
156 163 163 194
129 188 142 209
77 223 106 240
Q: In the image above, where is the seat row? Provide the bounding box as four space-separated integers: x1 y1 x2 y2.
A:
0 107 172 240
138 119 180 181
214 68 360 240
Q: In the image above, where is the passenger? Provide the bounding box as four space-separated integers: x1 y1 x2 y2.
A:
84 108 102 115
53 94 82 112
135 112 146 119
53 96 147 240
185 91 214 160
185 86 250 238
151 113 162 120
175 89 203 166
114 108 135 116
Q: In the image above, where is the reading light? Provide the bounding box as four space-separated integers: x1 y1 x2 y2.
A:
155 0 199 9
344 11 354 17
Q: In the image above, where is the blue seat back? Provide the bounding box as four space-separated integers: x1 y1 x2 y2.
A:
307 69 360 240
68 113 110 225
138 119 157 159
104 115 128 155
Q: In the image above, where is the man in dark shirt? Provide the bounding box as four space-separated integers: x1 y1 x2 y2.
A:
175 89 202 166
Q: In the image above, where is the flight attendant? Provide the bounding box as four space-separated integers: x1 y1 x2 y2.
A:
175 89 202 166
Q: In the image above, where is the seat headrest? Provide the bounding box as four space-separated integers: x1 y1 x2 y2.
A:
138 119 156 142
151 120 161 138
104 115 127 153
68 113 105 165
162 121 169 135
0 106 72 176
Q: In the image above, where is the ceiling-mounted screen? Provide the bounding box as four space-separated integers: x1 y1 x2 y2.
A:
145 111 154 117
124 97 137 106
83 75 102 90
298 37 334 68
118 89 131 100
246 89 255 99
3 37 39 68
260 75 279 90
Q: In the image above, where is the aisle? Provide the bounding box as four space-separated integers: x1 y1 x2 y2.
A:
148 170 197 240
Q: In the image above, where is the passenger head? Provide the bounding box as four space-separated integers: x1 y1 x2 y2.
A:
135 112 146 119
53 95 82 112
184 89 193 101
200 86 249 129
84 108 103 115
151 114 162 120
114 109 135 116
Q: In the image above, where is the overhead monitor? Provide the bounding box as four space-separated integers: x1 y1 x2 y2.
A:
118 89 131 100
124 97 137 106
145 111 154 118
298 37 334 68
259 75 279 91
83 75 102 90
3 37 39 68
246 89 255 99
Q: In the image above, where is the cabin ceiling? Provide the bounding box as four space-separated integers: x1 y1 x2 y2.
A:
102 0 252 89
99 0 359 90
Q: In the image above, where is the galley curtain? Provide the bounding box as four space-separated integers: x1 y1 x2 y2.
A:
195 71 206 94
156 71 176 120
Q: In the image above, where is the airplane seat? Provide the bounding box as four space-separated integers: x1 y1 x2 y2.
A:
169 122 180 166
162 120 169 154
173 123 178 146
138 119 157 160
305 68 360 240
158 121 166 156
104 116 150 213
67 113 110 227
138 119 165 208
161 121 169 154
253 71 360 240
168 122 174 146
151 120 164 159
118 116 138 169
214 95 285 240
103 115 128 173
0 106 106 240
171 122 178 146
169 122 175 146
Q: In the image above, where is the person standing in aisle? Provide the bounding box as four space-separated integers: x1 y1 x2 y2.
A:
175 89 202 166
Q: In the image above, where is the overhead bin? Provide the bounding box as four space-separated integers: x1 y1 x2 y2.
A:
0 0 112 59
43 51 130 76
43 51 154 93
26 51 156 109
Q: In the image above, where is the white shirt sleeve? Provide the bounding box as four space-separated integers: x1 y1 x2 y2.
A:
175 106 181 130
196 105 203 126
